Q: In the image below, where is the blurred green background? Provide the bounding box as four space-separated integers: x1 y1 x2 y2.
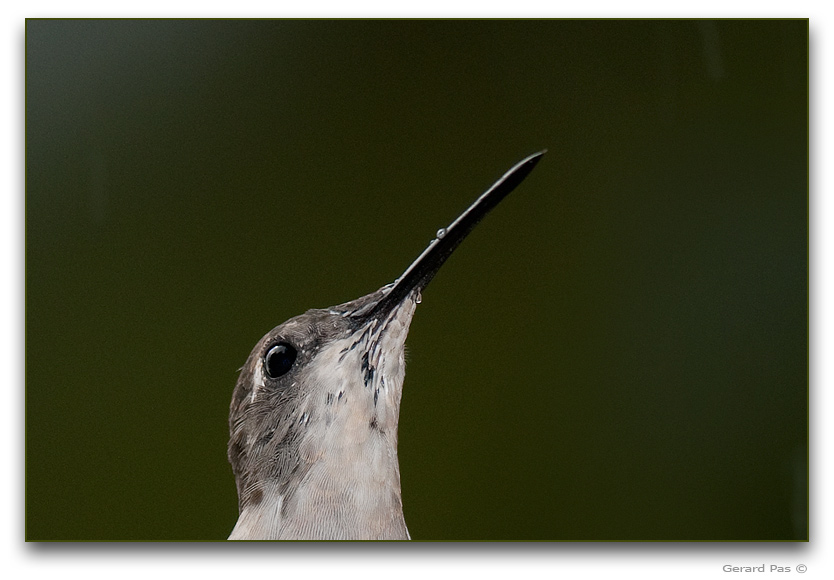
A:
25 20 807 541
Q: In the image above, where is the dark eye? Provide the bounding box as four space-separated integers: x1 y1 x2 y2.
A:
264 343 297 379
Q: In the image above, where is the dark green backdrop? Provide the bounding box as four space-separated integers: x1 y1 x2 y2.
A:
25 19 807 541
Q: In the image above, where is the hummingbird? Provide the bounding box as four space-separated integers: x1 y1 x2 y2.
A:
227 151 545 540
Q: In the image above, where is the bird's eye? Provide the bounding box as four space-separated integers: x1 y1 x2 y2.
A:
264 343 297 379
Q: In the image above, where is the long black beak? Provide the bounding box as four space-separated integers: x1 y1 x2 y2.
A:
361 150 546 321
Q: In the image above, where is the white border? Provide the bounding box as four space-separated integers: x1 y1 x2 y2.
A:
5 3 829 580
